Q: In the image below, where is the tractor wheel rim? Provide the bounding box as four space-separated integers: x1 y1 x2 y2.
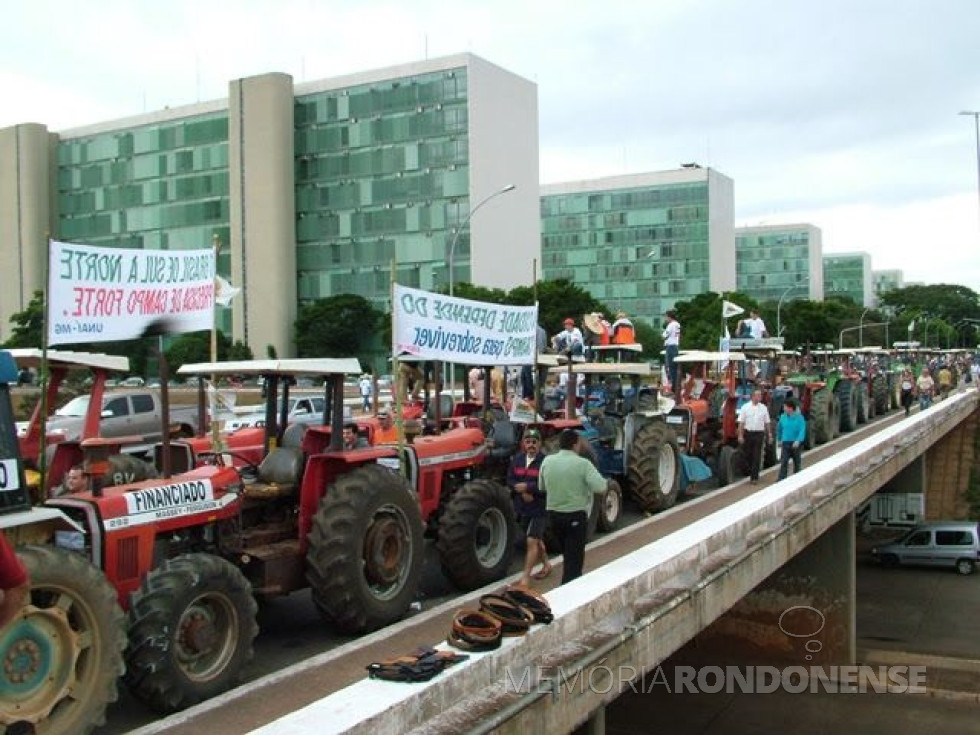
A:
604 486 621 522
175 592 240 683
474 507 508 568
363 503 414 601
658 444 676 497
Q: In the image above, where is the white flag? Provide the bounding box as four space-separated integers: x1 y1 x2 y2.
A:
907 319 916 334
215 275 241 307
722 300 745 318
719 326 731 369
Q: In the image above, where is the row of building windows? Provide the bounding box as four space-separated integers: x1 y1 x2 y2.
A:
295 140 469 183
541 205 706 233
57 143 229 190
59 199 227 239
58 172 229 215
541 183 708 217
57 116 229 165
294 107 467 153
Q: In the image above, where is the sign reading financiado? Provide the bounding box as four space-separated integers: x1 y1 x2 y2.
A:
393 284 538 366
47 240 216 346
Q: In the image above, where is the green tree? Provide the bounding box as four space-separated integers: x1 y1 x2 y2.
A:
508 279 613 339
672 292 761 351
228 340 253 361
880 284 980 325
2 290 44 348
294 294 382 362
164 330 233 376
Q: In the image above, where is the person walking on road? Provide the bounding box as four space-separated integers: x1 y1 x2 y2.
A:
917 368 935 411
776 398 806 480
540 429 610 584
900 368 915 416
358 374 373 413
737 390 772 484
0 534 29 629
508 428 550 586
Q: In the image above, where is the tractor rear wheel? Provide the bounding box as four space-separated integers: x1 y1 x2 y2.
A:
855 383 869 424
811 389 832 444
836 380 857 433
596 479 622 532
805 417 816 450
436 479 516 590
627 422 680 513
873 375 890 415
830 393 842 438
2 545 125 735
307 464 424 632
125 553 257 713
716 444 742 486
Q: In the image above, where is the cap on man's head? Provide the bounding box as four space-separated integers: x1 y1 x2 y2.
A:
524 428 542 441
563 318 575 326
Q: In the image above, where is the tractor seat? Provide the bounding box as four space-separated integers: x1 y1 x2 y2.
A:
246 447 303 498
487 420 517 459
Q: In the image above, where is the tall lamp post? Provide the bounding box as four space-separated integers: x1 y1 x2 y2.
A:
776 279 809 337
447 183 516 394
959 111 980 235
858 307 871 347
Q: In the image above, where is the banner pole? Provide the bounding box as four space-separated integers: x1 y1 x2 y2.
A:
391 258 405 475
210 233 222 453
38 235 52 499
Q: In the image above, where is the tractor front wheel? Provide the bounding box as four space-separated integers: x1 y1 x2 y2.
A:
596 479 623 532
1 545 126 735
125 553 258 713
307 464 424 632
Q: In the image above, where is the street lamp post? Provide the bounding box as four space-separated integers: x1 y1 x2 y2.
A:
859 307 871 347
959 111 980 236
446 183 516 395
776 279 809 337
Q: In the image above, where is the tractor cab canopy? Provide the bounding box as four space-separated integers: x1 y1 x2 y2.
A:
8 348 130 374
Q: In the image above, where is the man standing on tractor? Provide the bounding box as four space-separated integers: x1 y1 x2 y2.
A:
541 429 609 584
508 428 550 586
0 534 29 629
746 309 769 339
737 390 772 485
662 310 681 395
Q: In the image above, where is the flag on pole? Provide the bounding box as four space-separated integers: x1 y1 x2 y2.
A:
722 300 745 318
719 325 731 369
215 275 241 307
907 319 916 334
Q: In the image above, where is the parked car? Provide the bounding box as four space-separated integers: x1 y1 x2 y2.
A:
48 389 201 445
121 376 145 387
872 521 980 575
224 395 326 432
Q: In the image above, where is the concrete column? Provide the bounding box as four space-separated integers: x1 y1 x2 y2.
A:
689 512 857 666
228 72 297 358
0 124 54 342
924 408 978 520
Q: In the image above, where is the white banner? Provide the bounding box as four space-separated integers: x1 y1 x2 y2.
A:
392 284 538 366
47 240 215 345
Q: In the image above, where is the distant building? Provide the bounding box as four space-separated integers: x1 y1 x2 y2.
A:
823 252 875 307
735 223 823 303
0 54 540 354
873 269 904 300
540 167 735 325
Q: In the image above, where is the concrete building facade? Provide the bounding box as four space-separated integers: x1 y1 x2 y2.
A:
873 268 905 300
824 252 875 307
735 223 823 303
540 167 735 325
0 54 540 355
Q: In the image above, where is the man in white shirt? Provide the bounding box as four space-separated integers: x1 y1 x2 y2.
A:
737 390 772 484
358 374 373 412
552 318 585 359
746 310 768 339
662 310 681 394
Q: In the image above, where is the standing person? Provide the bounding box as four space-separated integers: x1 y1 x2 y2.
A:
372 408 399 444
900 368 915 416
0 534 29 629
540 429 609 584
468 366 486 404
776 399 806 480
937 363 953 400
737 390 772 485
746 310 768 339
358 374 373 413
508 428 550 586
917 368 935 410
662 310 681 394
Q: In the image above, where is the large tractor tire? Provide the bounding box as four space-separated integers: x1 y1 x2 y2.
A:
836 380 857 433
125 553 258 713
716 444 743 486
1 545 125 735
596 478 623 532
873 375 890 415
810 389 832 445
436 479 516 591
890 374 902 410
804 417 816 450
307 464 424 632
830 393 842 439
627 422 680 513
855 382 869 425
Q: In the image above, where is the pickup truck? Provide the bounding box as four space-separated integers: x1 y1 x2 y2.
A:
47 389 201 444
224 394 326 431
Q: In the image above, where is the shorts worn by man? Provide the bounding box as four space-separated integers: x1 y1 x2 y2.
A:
508 428 550 586
540 429 609 584
0 534 29 629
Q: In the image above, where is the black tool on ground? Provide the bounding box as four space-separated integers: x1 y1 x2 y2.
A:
366 647 469 682
448 609 503 652
479 593 535 636
502 586 554 625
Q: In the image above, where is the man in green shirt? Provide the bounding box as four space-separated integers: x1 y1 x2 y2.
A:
540 429 610 584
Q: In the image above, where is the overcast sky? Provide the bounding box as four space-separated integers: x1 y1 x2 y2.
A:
3 0 979 291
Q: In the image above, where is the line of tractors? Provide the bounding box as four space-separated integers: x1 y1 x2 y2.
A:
0 339 917 732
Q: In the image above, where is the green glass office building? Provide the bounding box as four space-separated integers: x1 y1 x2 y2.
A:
824 252 874 307
735 223 823 303
873 269 904 300
0 54 539 355
540 168 735 324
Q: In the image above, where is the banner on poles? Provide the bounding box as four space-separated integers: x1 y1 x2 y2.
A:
392 284 538 366
47 240 216 345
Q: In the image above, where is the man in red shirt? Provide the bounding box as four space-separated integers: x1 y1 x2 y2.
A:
0 535 29 628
